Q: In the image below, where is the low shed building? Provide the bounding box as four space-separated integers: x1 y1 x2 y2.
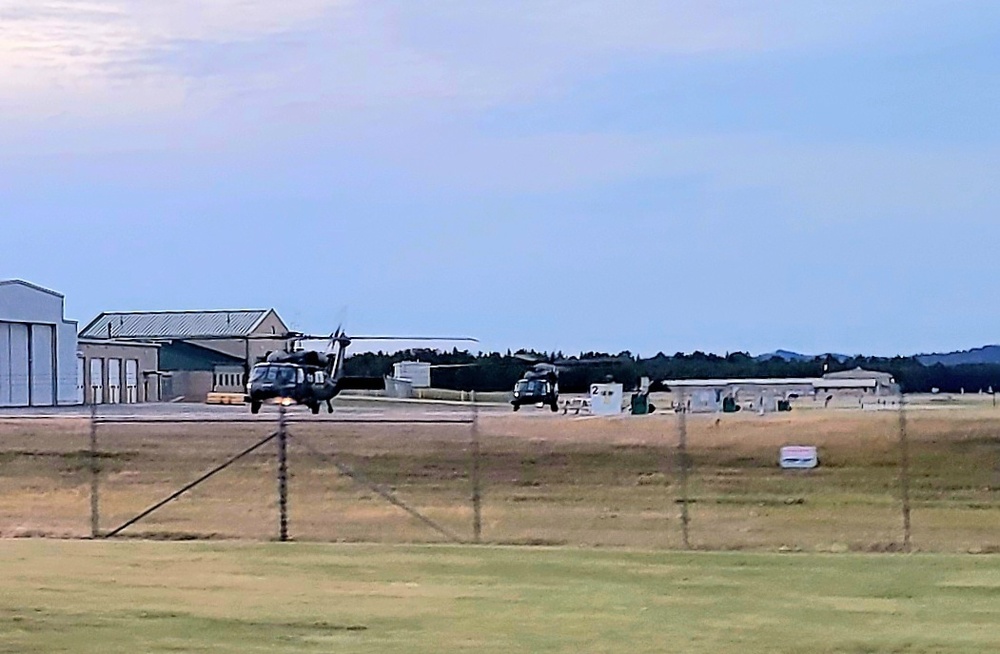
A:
664 368 900 413
77 339 161 404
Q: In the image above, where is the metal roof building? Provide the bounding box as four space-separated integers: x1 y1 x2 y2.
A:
80 309 289 361
822 367 895 385
80 309 279 340
80 309 291 401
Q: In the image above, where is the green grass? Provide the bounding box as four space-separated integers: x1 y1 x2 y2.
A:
0 541 999 653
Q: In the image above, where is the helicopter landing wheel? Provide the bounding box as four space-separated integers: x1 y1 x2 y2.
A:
250 401 261 415
309 403 320 415
550 402 559 413
512 404 520 412
326 400 334 414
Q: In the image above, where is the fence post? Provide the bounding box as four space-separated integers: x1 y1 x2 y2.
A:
676 390 691 550
898 393 912 552
470 398 482 544
278 404 289 542
89 402 100 538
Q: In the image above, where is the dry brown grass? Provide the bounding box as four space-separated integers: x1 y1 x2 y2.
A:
1 406 998 552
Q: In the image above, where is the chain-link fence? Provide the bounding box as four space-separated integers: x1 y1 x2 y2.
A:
0 398 997 552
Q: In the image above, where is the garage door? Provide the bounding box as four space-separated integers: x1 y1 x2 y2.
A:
108 359 121 404
125 360 138 403
30 324 54 406
0 323 31 407
90 358 104 404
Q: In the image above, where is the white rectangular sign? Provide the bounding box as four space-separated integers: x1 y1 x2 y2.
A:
589 383 623 416
780 446 818 469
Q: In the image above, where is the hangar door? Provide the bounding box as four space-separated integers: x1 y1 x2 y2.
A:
0 322 31 407
76 356 85 405
30 324 55 406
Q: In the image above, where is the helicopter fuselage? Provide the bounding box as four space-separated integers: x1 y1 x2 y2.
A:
511 372 560 412
245 362 339 414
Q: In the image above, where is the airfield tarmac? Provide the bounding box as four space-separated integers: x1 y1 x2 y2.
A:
0 389 990 421
0 397 508 422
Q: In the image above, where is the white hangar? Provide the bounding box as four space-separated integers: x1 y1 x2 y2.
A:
0 280 79 407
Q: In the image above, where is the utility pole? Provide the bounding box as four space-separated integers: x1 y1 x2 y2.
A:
677 391 691 550
898 393 912 552
278 404 289 542
470 398 482 544
89 402 100 538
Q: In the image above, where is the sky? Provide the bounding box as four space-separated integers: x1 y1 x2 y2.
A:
1 1 999 357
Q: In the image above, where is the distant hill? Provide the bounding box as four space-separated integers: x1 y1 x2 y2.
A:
754 350 850 363
917 345 1000 366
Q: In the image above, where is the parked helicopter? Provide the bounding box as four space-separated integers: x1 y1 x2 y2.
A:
510 352 622 412
245 329 477 414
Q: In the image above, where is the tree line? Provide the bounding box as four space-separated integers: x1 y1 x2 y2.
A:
344 349 1000 394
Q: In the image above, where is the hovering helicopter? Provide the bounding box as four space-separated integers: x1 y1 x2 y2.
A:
510 352 622 412
245 329 477 414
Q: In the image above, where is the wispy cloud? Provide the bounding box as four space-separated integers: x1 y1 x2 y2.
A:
3 0 998 219
3 0 986 122
0 0 347 118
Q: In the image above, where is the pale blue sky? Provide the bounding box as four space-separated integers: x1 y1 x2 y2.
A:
2 1 998 356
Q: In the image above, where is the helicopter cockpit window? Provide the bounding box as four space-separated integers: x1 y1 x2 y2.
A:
251 365 297 384
517 379 548 395
315 371 325 384
297 369 305 384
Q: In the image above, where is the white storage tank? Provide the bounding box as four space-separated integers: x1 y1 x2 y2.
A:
392 361 432 388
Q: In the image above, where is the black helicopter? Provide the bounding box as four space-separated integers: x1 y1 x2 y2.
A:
512 362 561 412
510 352 621 412
245 329 476 414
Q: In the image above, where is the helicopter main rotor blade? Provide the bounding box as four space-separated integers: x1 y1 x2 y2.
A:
171 332 479 344
553 357 626 366
144 333 300 341
347 336 479 342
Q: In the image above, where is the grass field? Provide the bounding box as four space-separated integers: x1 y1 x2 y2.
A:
1 541 998 653
0 405 998 551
